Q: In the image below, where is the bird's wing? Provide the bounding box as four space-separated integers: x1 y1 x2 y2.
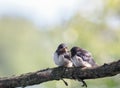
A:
64 54 71 60
75 55 92 67
88 58 98 66
63 51 71 60
77 48 98 66
71 55 85 67
77 48 92 61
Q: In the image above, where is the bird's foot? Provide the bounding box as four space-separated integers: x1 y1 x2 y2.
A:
77 78 87 87
81 79 87 87
59 67 68 86
61 79 68 86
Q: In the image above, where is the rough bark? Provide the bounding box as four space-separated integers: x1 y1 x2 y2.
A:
0 60 120 88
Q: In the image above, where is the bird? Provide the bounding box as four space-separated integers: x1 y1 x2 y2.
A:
70 46 98 87
70 46 97 68
53 43 73 67
53 43 73 86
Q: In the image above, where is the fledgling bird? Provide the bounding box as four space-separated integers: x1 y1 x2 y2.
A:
70 46 97 87
53 43 73 67
70 46 97 68
53 43 73 86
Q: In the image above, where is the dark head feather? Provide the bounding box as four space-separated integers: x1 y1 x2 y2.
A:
56 43 68 55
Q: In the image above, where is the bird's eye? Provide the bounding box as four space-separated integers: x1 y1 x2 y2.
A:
59 46 63 49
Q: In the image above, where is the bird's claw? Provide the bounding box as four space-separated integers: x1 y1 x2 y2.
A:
81 79 87 87
61 79 68 86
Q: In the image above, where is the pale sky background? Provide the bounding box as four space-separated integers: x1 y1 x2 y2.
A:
0 0 119 29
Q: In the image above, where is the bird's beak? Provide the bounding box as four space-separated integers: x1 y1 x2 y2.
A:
63 48 68 52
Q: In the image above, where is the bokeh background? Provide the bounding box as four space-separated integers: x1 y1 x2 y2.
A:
0 0 120 88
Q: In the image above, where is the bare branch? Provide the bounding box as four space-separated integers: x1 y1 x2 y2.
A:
0 60 120 88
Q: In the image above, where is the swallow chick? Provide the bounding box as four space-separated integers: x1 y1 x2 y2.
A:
53 43 73 86
53 43 73 67
71 46 97 68
70 46 98 87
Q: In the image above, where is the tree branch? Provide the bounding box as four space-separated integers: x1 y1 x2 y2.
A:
0 60 120 88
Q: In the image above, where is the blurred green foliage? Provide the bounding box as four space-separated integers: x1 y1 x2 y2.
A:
0 1 120 88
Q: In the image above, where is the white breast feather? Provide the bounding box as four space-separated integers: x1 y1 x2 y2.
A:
72 55 92 67
53 52 72 67
72 55 83 67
